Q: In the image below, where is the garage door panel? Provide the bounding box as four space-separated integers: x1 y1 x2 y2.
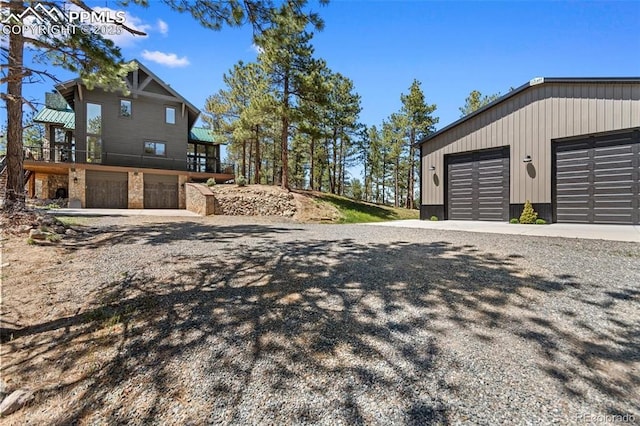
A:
554 130 639 224
447 148 509 221
86 171 128 208
144 174 178 209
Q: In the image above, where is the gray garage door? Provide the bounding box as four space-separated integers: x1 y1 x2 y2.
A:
554 130 640 224
86 171 128 208
144 174 178 209
446 147 510 221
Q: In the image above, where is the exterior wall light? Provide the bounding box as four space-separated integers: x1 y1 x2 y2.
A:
429 165 436 171
523 155 532 163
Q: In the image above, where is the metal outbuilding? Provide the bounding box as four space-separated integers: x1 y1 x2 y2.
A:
419 78 640 224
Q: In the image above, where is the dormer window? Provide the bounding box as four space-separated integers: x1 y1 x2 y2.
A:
120 99 132 117
165 107 175 124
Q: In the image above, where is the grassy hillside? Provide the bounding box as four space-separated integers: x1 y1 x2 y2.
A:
310 192 419 223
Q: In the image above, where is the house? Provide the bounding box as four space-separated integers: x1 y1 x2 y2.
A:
25 60 234 209
419 78 640 225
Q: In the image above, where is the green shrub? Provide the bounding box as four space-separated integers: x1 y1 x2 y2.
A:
510 218 519 224
519 200 538 224
430 215 438 221
206 178 216 187
535 218 547 225
236 175 247 187
26 237 35 245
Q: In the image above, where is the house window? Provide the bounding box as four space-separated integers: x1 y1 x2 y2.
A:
120 99 132 117
86 102 102 163
144 141 166 156
165 107 175 124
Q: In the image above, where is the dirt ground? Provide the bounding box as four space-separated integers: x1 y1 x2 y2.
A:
0 213 638 424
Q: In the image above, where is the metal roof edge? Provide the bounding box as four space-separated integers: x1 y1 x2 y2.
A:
416 77 640 146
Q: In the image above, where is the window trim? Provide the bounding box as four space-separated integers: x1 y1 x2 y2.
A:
143 140 167 157
119 99 133 119
165 106 176 125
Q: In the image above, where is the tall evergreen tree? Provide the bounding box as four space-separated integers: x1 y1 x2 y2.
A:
400 79 438 209
254 1 326 189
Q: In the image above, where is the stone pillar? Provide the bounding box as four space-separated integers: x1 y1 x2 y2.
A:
68 168 86 208
128 171 144 209
178 175 188 209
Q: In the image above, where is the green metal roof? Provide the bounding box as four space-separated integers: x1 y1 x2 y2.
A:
33 107 75 129
189 127 221 144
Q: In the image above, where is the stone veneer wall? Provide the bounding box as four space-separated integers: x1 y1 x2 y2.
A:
41 174 68 199
185 183 215 216
128 172 144 209
178 175 188 209
68 169 86 207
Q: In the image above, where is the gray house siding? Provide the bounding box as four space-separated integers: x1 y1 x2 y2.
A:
75 87 187 170
421 81 640 220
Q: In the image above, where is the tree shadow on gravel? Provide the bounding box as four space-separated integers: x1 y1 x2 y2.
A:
1 222 638 424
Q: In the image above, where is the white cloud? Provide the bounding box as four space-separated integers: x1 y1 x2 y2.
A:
141 50 190 68
250 43 264 54
157 19 168 35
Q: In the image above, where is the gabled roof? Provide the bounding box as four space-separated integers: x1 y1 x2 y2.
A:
418 77 640 146
33 107 75 129
54 59 201 128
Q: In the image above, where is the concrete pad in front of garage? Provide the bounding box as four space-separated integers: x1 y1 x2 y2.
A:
364 219 640 242
49 208 201 217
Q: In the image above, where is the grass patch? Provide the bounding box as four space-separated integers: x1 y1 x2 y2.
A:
313 193 419 223
55 216 92 227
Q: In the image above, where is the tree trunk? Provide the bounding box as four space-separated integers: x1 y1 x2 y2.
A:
406 127 416 209
381 153 386 205
309 136 315 190
254 125 260 184
241 140 247 178
4 1 26 209
330 128 337 194
394 155 399 207
280 73 289 190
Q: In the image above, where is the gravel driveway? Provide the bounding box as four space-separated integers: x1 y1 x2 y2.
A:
2 216 639 425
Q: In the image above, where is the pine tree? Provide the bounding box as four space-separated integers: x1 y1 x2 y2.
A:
400 80 438 209
459 90 500 117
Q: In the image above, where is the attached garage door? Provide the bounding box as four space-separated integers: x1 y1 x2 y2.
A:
554 130 640 224
446 147 510 221
86 171 128 208
144 174 178 209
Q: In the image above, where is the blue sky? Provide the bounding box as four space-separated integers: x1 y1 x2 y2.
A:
4 0 640 151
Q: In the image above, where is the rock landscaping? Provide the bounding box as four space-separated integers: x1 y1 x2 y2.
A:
210 184 298 217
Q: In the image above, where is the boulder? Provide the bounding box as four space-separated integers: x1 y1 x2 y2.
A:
28 229 46 240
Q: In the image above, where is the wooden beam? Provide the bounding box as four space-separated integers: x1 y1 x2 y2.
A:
182 103 186 117
77 84 83 101
132 90 182 104
138 75 153 92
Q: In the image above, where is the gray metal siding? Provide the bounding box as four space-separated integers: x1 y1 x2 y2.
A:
422 82 640 206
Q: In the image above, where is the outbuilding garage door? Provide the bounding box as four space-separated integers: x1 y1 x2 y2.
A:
144 174 178 209
86 171 128 208
554 130 640 224
446 147 510 221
